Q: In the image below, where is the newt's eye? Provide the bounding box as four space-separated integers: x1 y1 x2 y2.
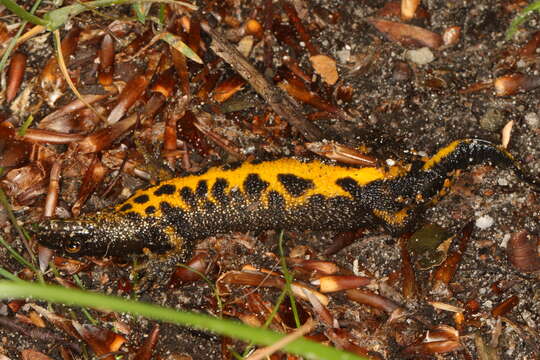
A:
65 239 82 254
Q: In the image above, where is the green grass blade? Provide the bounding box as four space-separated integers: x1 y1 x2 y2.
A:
0 281 366 360
157 32 203 64
0 235 34 270
0 0 44 73
44 0 197 30
506 1 540 39
0 267 23 281
0 0 48 26
278 231 301 328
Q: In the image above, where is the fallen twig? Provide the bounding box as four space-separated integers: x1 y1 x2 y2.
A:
200 20 323 142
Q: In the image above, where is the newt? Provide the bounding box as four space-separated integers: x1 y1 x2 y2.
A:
36 139 539 259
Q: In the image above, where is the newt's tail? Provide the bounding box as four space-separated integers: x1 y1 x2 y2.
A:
422 139 540 192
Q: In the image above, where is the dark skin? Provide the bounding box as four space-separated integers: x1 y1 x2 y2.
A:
35 139 539 261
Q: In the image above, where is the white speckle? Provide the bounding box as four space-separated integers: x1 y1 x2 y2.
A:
479 287 487 295
497 177 509 186
386 158 396 166
405 47 435 65
524 112 539 129
521 310 536 328
353 258 359 276
500 234 511 248
336 48 351 63
476 215 494 229
121 188 132 197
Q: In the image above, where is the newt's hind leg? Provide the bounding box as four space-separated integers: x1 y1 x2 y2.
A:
372 206 418 235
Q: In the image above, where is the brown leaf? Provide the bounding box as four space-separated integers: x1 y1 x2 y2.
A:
318 275 371 293
367 18 442 49
401 0 420 20
346 289 401 314
21 349 54 360
310 55 338 85
213 75 246 102
6 52 27 103
133 324 160 360
506 230 540 272
491 295 519 317
74 323 126 359
494 73 540 96
107 75 147 124
402 340 462 355
77 114 137 153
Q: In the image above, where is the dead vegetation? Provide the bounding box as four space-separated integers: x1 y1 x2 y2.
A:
1 0 539 359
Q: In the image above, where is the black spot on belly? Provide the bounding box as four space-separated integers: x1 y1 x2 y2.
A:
268 191 285 210
180 187 196 207
137 226 172 253
160 201 189 234
244 174 269 197
134 194 150 204
250 159 263 165
145 205 156 215
336 177 361 197
119 203 132 212
204 200 216 212
196 180 208 197
154 184 176 196
212 178 229 205
230 188 244 202
160 201 173 213
307 194 326 207
277 174 314 197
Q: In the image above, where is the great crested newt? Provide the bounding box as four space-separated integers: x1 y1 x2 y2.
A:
36 139 539 259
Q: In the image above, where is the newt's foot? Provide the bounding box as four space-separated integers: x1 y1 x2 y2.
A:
132 246 193 292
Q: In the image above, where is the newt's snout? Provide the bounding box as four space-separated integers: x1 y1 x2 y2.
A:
36 218 100 256
35 212 177 257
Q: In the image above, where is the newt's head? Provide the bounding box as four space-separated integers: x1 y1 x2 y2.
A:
35 211 176 257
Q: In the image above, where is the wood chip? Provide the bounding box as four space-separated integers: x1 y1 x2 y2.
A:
310 54 338 85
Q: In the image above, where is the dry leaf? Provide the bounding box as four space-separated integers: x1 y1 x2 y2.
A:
310 54 338 85
21 350 54 360
368 18 442 49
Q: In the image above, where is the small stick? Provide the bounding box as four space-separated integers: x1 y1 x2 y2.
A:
200 21 323 142
0 315 81 353
246 318 316 360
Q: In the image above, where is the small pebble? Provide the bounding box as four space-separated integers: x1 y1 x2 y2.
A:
476 215 494 229
405 47 434 65
479 108 505 131
500 233 511 248
524 112 539 129
336 48 351 63
497 177 509 186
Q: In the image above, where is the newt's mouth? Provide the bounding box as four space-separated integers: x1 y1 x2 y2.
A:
34 218 95 254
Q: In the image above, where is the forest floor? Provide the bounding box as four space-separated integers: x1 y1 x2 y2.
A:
0 0 539 359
